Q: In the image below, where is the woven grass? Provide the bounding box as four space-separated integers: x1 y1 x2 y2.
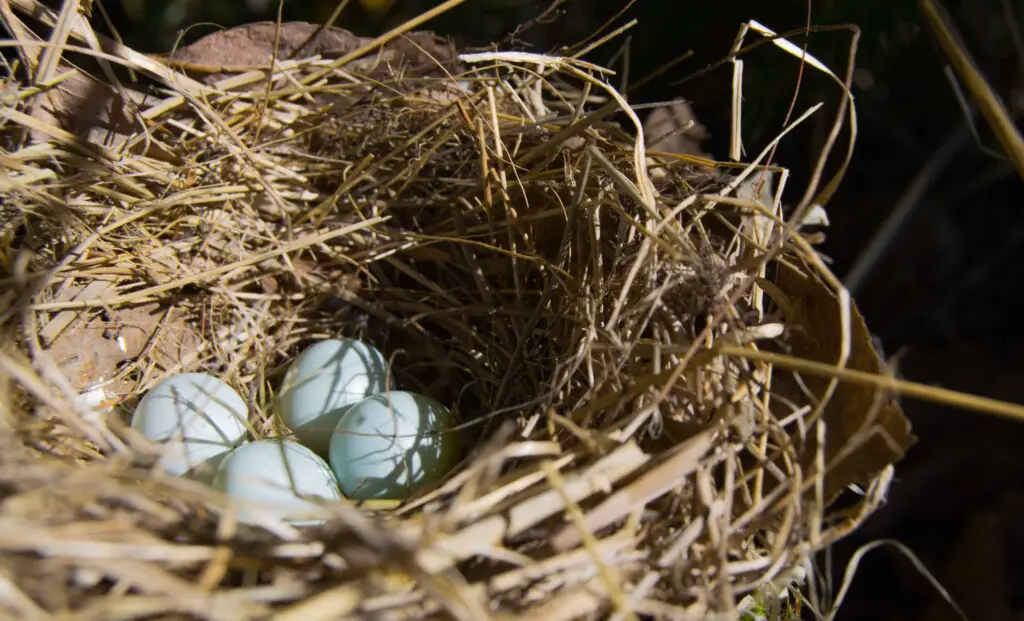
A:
0 2 920 619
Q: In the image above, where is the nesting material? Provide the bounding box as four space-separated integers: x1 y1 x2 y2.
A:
0 2 913 619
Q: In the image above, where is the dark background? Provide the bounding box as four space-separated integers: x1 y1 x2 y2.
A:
43 0 1024 619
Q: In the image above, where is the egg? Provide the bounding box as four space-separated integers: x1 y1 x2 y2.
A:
213 439 341 526
329 391 460 501
276 338 393 456
131 373 248 479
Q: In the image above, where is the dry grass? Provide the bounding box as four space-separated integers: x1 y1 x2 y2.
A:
0 1 985 619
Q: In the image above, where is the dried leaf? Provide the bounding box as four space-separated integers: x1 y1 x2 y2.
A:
772 258 914 503
643 101 712 158
158 21 462 85
7 1 178 154
24 19 461 151
29 69 146 148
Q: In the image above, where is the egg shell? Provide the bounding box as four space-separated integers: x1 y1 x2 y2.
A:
155 440 238 484
329 391 460 501
213 439 341 526
131 373 248 478
276 338 393 457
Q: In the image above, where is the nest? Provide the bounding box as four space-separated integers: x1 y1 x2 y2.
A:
0 3 914 619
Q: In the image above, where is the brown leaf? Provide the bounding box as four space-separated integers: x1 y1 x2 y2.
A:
643 101 712 158
405 245 453 263
158 21 462 85
23 18 461 152
771 258 915 504
7 3 172 156
29 69 149 151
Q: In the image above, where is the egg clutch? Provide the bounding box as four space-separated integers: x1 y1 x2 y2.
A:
129 338 460 526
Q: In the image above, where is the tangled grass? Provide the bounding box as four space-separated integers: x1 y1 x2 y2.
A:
0 2 926 619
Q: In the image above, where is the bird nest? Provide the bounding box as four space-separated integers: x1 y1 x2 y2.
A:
0 2 913 619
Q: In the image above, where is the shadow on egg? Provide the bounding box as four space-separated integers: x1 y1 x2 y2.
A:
276 338 394 457
329 391 460 501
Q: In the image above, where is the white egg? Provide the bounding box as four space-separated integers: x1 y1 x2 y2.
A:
329 391 460 501
131 373 248 479
276 338 393 457
213 439 341 526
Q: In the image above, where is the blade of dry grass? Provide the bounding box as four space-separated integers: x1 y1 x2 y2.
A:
719 344 1024 422
920 0 1024 180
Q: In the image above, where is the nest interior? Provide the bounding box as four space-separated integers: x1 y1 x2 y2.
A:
0 4 914 620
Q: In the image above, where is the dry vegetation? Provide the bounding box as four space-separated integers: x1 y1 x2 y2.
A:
0 1 932 619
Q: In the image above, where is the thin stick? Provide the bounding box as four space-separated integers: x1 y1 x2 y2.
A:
920 0 1024 180
719 345 1024 422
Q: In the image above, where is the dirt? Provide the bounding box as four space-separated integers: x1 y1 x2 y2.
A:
40 280 203 408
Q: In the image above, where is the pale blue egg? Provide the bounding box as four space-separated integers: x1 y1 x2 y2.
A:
130 372 248 479
276 338 393 457
213 439 341 526
329 391 460 501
